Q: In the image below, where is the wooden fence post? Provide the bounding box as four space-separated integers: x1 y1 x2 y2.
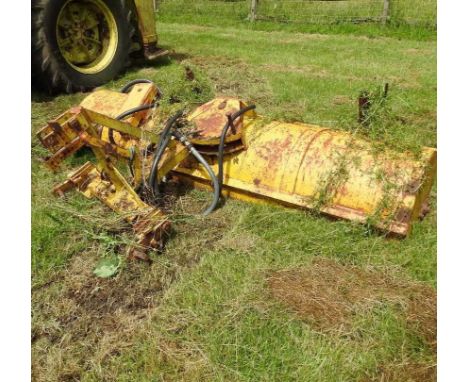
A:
249 0 258 22
382 0 390 25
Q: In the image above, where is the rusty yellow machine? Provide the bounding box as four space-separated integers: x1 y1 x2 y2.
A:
37 80 436 258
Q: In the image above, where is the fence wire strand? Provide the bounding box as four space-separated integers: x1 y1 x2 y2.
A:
155 0 436 27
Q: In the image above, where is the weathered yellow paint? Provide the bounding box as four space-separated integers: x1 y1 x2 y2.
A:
37 94 170 254
174 111 436 237
187 98 250 146
56 0 159 72
156 140 190 182
54 161 170 256
38 89 437 240
81 83 158 148
134 0 158 45
56 0 119 74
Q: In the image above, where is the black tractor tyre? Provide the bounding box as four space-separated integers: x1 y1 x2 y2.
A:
32 0 135 93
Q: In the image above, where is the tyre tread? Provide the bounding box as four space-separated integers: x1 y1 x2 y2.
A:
31 0 135 93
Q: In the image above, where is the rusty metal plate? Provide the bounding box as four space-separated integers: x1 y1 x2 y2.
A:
173 113 437 237
187 97 247 146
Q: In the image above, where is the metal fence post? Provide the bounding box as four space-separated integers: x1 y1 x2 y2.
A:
249 0 258 22
382 0 390 25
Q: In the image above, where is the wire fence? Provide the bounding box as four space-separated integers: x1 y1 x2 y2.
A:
155 0 436 27
253 0 436 25
255 0 384 23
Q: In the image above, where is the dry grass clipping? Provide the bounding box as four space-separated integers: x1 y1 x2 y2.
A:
31 192 238 382
267 258 436 348
363 361 436 382
31 254 168 382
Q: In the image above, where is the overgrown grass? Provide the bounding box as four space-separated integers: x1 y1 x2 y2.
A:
32 20 436 381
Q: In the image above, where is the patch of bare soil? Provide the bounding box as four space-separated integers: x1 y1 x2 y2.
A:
267 258 436 348
31 254 171 382
363 361 436 382
64 264 164 316
31 195 236 381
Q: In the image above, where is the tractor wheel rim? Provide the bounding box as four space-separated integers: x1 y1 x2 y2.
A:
56 0 118 75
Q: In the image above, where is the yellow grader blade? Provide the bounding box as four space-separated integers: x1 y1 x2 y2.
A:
177 98 436 236
37 84 436 259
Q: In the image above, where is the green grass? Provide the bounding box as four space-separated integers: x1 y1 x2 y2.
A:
32 20 436 381
156 0 436 41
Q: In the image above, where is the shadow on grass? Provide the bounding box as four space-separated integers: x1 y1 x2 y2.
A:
31 50 181 102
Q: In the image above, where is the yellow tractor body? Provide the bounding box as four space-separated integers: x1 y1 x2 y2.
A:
32 0 164 93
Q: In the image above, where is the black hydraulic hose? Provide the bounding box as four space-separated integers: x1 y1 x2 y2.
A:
121 79 153 93
148 109 185 196
128 146 136 178
99 79 163 181
148 134 171 196
107 79 162 144
217 104 256 199
120 79 161 97
115 103 156 121
172 131 220 216
109 102 156 148
120 79 163 100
